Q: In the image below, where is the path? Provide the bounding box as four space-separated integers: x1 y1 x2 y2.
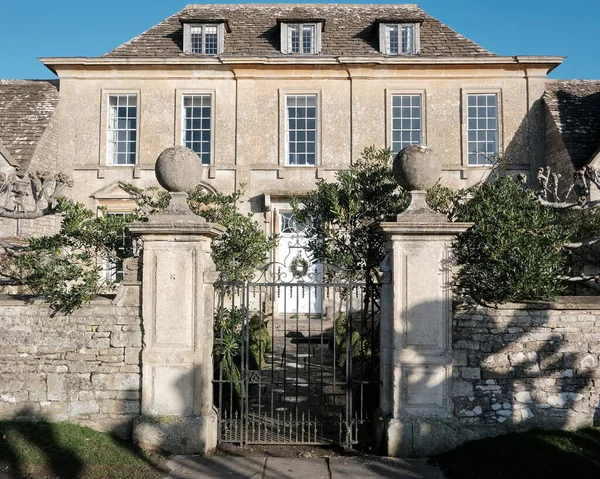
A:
165 455 446 479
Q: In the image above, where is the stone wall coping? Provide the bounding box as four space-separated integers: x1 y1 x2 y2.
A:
128 221 225 238
0 294 116 306
461 296 600 312
380 221 473 236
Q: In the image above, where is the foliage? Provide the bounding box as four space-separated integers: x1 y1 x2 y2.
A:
213 306 244 401
247 314 271 370
426 183 473 220
189 186 277 281
292 146 408 281
4 179 275 312
558 207 600 244
213 306 271 402
453 176 569 304
124 184 277 281
7 198 133 313
329 313 372 370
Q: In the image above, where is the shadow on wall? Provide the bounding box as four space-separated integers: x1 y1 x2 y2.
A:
496 98 545 183
553 90 600 170
453 301 600 439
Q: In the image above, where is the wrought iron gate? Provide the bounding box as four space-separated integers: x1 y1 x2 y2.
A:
213 269 380 447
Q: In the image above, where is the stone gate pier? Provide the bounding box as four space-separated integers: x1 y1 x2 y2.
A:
129 147 224 454
379 146 471 456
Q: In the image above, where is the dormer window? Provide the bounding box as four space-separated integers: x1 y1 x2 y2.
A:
379 23 420 55
280 22 323 54
182 22 225 55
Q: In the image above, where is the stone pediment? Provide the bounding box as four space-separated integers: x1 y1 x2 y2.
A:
90 182 133 200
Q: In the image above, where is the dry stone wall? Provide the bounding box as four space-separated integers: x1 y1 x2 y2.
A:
453 297 600 438
0 294 141 437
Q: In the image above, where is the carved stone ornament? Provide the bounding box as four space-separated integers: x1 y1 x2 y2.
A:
155 146 205 193
392 145 445 222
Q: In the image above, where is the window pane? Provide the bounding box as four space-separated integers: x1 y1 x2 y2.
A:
289 25 300 53
302 25 315 54
401 25 413 53
391 94 422 154
191 26 203 54
182 94 212 164
107 94 137 165
286 94 318 166
204 26 218 54
466 94 499 165
386 25 399 54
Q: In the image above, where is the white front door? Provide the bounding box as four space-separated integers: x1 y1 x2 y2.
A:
277 213 322 314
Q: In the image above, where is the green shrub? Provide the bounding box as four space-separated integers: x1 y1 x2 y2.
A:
454 176 569 304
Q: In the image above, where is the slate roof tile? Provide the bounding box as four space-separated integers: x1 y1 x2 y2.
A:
545 80 600 169
104 4 494 58
0 80 59 171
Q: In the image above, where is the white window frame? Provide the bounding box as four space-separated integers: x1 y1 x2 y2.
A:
283 93 319 167
106 93 138 166
281 23 322 54
389 92 425 155
183 23 224 55
180 93 214 165
463 92 501 166
379 23 420 55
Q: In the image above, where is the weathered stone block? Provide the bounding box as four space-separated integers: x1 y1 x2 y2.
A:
461 367 481 380
101 399 140 415
133 413 217 455
91 373 140 391
125 347 141 365
69 400 100 415
47 373 66 401
453 380 474 397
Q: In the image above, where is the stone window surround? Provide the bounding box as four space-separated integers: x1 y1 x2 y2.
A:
182 22 225 55
378 22 420 55
460 88 503 168
279 88 322 167
385 88 427 154
100 89 141 167
174 89 216 166
280 22 323 55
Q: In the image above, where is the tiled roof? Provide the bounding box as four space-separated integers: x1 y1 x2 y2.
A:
545 80 600 169
104 4 494 58
0 80 59 171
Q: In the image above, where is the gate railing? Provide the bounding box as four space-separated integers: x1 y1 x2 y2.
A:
212 266 381 448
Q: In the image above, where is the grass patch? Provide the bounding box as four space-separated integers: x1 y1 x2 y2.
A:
434 428 600 479
0 421 167 479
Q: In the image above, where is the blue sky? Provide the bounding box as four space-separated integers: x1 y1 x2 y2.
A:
1 0 598 79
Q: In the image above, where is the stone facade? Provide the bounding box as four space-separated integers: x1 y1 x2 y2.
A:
36 4 562 234
0 294 142 437
453 298 600 437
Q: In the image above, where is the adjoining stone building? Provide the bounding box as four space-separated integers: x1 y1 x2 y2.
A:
0 80 61 237
544 80 600 200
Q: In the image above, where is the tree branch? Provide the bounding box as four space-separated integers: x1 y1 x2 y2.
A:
564 236 600 249
537 198 600 210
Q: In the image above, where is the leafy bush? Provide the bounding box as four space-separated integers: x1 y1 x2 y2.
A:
292 147 408 281
7 198 133 313
125 184 277 281
453 176 569 304
213 307 271 402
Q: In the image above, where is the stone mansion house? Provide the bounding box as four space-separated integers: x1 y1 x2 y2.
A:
1 3 599 244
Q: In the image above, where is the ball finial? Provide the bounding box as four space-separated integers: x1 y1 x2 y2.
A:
155 146 204 193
